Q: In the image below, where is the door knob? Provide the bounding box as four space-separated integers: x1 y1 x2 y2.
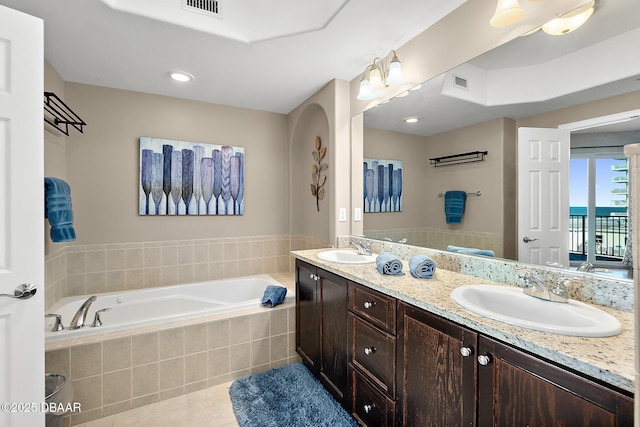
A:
522 236 538 243
460 347 473 357
478 354 492 366
0 284 37 300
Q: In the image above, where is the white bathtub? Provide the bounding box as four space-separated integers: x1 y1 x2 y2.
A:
45 274 293 343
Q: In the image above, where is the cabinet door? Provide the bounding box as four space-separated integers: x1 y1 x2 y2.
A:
319 270 349 404
296 261 320 372
478 335 634 427
397 302 478 426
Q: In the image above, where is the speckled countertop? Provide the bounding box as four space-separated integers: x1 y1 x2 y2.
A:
292 248 635 394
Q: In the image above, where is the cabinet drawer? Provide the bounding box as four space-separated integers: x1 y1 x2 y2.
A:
351 367 395 427
350 313 396 396
349 283 396 334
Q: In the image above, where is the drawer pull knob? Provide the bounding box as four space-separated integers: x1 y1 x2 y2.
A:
363 301 375 309
363 404 375 414
460 347 473 357
478 354 492 366
364 346 376 356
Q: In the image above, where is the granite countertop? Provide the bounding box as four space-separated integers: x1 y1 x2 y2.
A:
292 248 635 394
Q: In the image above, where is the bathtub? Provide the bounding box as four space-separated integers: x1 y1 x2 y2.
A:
45 274 294 343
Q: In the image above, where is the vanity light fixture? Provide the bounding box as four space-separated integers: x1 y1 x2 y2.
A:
492 0 596 35
541 1 595 35
357 50 404 101
489 0 524 27
168 71 194 82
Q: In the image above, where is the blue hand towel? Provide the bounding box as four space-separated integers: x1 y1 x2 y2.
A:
444 191 467 224
447 245 495 257
261 285 287 307
44 177 76 242
409 255 436 279
376 252 404 275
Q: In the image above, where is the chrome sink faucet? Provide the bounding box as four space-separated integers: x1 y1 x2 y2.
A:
517 268 569 303
350 241 372 256
69 295 97 329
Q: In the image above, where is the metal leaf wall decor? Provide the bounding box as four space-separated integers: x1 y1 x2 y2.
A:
310 136 328 212
139 137 245 215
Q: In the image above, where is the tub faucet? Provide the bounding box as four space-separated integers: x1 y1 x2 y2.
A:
69 296 97 329
517 268 569 303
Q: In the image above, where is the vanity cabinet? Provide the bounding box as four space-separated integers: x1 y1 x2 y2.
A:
295 260 349 405
348 283 397 426
397 301 634 427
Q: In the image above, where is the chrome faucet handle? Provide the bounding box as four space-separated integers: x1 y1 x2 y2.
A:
91 308 111 327
45 313 64 332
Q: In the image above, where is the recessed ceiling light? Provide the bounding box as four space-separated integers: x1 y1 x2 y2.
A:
404 117 419 124
169 71 194 82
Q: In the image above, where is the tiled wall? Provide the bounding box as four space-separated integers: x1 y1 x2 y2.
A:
46 305 299 426
364 227 501 256
45 234 330 311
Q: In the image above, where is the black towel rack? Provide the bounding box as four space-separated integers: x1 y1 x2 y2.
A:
429 150 487 167
44 92 86 135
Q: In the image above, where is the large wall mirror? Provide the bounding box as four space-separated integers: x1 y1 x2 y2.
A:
361 0 640 281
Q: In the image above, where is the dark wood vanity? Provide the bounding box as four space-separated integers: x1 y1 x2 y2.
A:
295 259 634 426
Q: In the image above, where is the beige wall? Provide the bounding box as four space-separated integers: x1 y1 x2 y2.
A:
63 83 289 245
363 118 516 258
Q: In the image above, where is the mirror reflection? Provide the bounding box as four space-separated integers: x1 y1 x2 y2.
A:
362 0 640 281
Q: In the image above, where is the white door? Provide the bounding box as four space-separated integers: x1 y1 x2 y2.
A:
518 127 570 267
0 6 44 427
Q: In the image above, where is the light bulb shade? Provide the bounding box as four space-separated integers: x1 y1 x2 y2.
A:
369 67 383 88
357 78 373 101
386 56 403 86
541 1 594 35
490 0 524 27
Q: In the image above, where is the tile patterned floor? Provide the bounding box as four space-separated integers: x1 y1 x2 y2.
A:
75 382 239 427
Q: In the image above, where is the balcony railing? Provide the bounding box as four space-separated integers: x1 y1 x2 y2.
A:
569 214 628 260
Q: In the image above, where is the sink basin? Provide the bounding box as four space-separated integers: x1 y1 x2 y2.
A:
450 285 621 337
317 249 377 264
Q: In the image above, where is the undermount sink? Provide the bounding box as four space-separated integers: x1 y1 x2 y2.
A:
451 285 622 337
316 249 377 264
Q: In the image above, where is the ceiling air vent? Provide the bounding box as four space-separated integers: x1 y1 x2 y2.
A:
182 0 221 18
454 75 468 90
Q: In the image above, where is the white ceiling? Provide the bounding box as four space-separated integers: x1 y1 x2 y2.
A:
0 0 466 114
364 0 640 139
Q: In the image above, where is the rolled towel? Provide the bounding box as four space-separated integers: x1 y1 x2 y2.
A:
261 285 287 307
409 255 436 279
376 252 404 275
447 245 495 257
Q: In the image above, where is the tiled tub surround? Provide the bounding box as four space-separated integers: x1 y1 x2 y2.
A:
307 240 635 392
45 273 299 426
44 234 329 311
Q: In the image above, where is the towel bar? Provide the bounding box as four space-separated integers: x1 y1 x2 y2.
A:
439 191 481 198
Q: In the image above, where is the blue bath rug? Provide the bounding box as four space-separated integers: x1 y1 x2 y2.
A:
229 363 357 427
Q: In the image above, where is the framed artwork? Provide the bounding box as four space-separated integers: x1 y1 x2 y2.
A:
139 137 245 215
363 158 403 213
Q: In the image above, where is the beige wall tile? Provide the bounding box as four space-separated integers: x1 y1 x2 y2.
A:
132 363 159 397
250 312 270 340
207 319 229 349
229 343 250 372
85 272 106 295
124 248 143 269
143 247 162 268
228 316 249 345
208 348 230 378
184 323 208 354
85 251 106 273
67 251 86 274
184 352 208 384
103 337 132 372
71 343 102 380
159 358 184 391
178 245 194 265
177 265 194 284
159 328 184 360
194 244 209 263
270 334 288 362
250 338 270 367
72 375 102 410
106 249 125 271
103 369 132 405
132 332 158 366
45 349 70 379
161 246 178 266
105 271 126 293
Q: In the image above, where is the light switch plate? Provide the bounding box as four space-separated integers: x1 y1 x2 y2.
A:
354 208 362 221
339 208 347 222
